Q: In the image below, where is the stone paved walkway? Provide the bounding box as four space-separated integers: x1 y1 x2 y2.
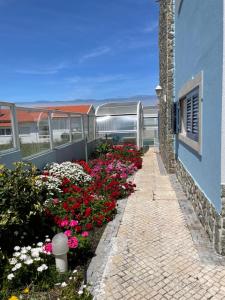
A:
91 149 225 300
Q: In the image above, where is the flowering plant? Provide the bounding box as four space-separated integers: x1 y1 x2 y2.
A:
45 161 92 184
2 241 54 296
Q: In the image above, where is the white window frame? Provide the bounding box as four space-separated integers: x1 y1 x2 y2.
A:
178 71 203 154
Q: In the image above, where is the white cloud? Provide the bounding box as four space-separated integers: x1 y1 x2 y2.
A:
144 22 158 33
16 62 67 75
67 74 126 85
79 46 111 63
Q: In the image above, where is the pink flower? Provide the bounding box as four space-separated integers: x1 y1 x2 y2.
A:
43 242 52 253
68 237 79 249
82 231 89 237
60 220 69 227
121 173 128 179
64 230 72 237
70 220 78 227
53 198 59 205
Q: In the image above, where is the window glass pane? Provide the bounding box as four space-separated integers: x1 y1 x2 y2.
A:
144 117 158 126
0 105 14 152
98 132 137 145
71 116 83 141
97 115 137 132
88 115 95 140
17 109 50 157
51 112 70 147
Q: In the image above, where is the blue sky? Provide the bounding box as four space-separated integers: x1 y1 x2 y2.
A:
0 0 159 102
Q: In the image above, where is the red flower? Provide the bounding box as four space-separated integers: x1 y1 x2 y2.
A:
75 225 82 233
71 185 82 193
85 223 93 231
62 177 71 186
84 207 92 218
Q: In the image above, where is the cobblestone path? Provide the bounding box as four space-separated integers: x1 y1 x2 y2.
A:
93 149 225 300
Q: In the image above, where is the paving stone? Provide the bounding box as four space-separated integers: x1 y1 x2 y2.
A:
89 149 225 300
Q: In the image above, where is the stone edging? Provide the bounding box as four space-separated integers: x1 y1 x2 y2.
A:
86 197 128 298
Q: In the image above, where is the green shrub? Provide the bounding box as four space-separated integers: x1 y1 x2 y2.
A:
0 162 45 228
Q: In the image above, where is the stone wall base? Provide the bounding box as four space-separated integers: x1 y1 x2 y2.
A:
176 159 225 255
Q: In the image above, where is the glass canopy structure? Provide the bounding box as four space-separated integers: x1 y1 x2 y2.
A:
95 101 143 148
143 106 159 146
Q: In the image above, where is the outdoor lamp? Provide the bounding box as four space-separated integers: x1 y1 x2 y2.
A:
52 233 69 273
155 85 162 98
155 85 167 102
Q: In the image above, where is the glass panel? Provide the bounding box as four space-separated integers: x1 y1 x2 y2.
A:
97 115 137 132
71 116 83 141
96 102 138 116
51 112 70 147
144 117 158 126
17 109 50 157
0 105 14 152
88 115 95 140
98 132 137 145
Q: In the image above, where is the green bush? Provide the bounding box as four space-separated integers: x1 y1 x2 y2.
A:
0 162 45 228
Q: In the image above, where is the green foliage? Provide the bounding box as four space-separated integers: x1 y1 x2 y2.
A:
2 267 92 300
96 142 111 156
0 162 45 227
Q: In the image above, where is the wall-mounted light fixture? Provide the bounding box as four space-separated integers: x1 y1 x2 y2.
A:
155 85 162 98
155 85 167 103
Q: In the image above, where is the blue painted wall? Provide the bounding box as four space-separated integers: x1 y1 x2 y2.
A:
175 0 223 212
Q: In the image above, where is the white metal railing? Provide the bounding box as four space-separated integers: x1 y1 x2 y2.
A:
0 101 96 158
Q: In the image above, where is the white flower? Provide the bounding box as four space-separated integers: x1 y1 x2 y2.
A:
13 252 21 257
61 282 67 287
7 273 14 280
69 277 73 280
42 264 48 270
72 269 78 273
21 248 27 254
45 238 51 242
24 258 33 265
26 246 31 250
31 250 39 258
15 263 22 269
37 264 48 272
78 290 83 295
9 258 17 265
20 254 28 261
37 242 43 247
83 285 87 288
14 246 20 251
34 257 41 261
55 283 61 286
45 235 49 238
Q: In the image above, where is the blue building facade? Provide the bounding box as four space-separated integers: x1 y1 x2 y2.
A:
174 0 225 254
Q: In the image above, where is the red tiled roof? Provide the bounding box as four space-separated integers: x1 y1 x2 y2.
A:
0 105 92 127
45 105 92 114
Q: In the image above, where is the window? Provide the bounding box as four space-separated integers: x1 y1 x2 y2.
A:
178 72 202 154
0 128 12 135
184 88 199 142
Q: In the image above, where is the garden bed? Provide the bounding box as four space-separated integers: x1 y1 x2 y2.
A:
0 143 142 300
